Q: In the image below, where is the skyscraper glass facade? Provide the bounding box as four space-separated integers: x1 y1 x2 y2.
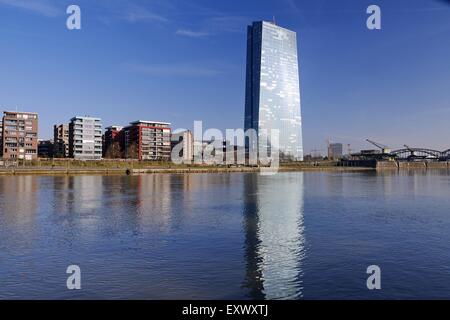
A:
245 21 303 161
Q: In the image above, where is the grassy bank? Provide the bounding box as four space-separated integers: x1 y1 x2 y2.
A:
0 159 374 176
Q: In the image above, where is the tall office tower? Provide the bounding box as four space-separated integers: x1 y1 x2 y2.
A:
123 120 171 161
53 124 69 158
69 116 103 160
245 21 303 161
2 111 38 160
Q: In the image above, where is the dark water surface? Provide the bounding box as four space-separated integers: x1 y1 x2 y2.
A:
1 171 450 299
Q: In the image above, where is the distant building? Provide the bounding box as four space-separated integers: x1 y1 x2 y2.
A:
123 120 171 161
328 143 343 160
193 140 209 163
53 124 69 158
245 21 303 161
38 139 54 158
0 120 3 158
192 139 241 164
104 125 124 158
69 116 103 160
171 130 194 163
2 111 38 160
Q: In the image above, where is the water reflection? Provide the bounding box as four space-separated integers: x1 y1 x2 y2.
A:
0 176 38 225
2 171 450 299
243 173 305 299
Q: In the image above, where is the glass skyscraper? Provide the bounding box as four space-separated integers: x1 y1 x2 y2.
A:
245 21 303 161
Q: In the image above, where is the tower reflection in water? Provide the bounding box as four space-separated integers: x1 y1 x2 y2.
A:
243 173 306 299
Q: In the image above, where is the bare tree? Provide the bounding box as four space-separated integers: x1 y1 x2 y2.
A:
125 142 138 159
105 142 123 159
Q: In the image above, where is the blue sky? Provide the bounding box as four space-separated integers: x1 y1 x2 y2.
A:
0 0 449 153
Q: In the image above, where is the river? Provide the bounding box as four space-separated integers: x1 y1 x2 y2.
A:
1 171 450 299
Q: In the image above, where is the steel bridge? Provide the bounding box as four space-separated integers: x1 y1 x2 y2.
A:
390 148 450 161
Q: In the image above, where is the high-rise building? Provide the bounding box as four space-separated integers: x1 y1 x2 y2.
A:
53 124 69 158
328 143 343 160
123 120 171 161
69 116 103 160
2 111 38 160
245 21 303 161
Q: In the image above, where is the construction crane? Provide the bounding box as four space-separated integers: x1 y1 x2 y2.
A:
404 144 414 152
366 139 391 154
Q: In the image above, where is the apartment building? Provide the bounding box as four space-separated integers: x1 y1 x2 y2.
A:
123 120 171 161
53 124 69 158
1 111 38 160
69 116 102 160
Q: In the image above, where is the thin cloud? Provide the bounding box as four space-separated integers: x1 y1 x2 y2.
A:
125 5 168 23
123 63 223 77
205 16 250 33
0 0 60 17
176 29 209 38
175 15 250 39
94 2 169 26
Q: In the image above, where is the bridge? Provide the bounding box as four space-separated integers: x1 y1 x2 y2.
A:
390 148 450 161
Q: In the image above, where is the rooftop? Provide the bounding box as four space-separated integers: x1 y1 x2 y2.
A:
71 116 102 121
129 120 171 126
4 110 38 115
105 125 124 130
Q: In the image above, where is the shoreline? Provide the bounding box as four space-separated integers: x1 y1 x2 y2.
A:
1 160 448 176
0 165 373 176
0 165 446 176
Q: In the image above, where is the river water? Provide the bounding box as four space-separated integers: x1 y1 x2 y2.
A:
1 171 450 299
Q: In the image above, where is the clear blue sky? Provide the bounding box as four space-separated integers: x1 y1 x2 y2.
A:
1 0 449 153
